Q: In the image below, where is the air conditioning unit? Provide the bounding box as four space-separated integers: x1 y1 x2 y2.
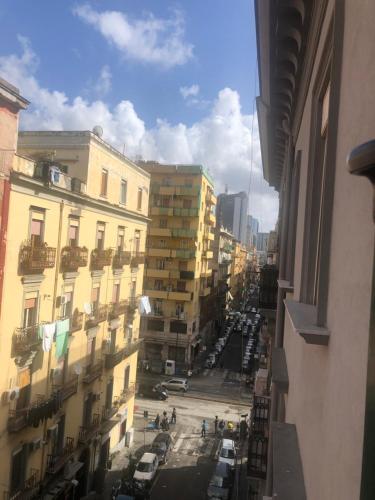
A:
2 387 20 404
46 424 58 440
29 437 42 452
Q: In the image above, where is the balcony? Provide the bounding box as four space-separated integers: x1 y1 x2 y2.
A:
19 241 56 274
173 207 199 217
85 304 108 329
71 311 84 332
127 296 139 318
90 248 113 270
12 325 40 355
4 468 40 500
145 289 192 301
151 207 173 216
168 290 192 301
104 341 142 370
82 361 103 384
108 300 128 320
175 249 196 259
202 250 214 259
46 437 75 474
8 394 57 433
145 289 168 300
78 414 101 444
146 268 170 278
32 162 86 194
204 229 215 241
149 227 172 237
131 252 145 267
179 270 195 280
7 409 28 433
60 245 88 272
102 404 118 421
151 184 201 196
118 383 136 404
205 211 216 225
53 376 79 402
206 191 217 205
112 250 131 269
171 228 196 238
147 248 173 258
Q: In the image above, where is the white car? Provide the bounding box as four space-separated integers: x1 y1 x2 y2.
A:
161 378 189 392
218 439 236 468
133 452 159 483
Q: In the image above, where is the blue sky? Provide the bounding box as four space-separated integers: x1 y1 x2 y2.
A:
0 0 278 231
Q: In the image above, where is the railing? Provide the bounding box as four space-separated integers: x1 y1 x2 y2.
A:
171 228 196 238
78 413 101 444
71 311 84 332
19 241 56 274
113 250 131 269
4 468 40 500
90 248 113 270
108 300 128 320
33 162 86 194
248 396 270 479
175 249 196 259
82 361 103 384
173 207 199 217
179 270 195 280
130 252 145 267
127 296 139 314
46 437 75 474
117 383 136 405
60 245 88 271
105 341 142 369
8 393 57 433
85 304 108 329
12 325 40 354
102 405 118 421
53 376 79 402
7 409 28 433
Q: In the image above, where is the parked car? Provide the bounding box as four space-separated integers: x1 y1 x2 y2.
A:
150 432 173 464
218 439 236 468
161 378 188 393
137 383 168 401
206 462 233 499
133 452 159 486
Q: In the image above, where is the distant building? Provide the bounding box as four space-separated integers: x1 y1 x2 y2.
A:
256 232 269 253
246 214 259 248
217 191 248 245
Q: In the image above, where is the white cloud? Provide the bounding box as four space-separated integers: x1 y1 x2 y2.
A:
94 65 112 96
73 4 193 69
180 84 200 99
0 38 278 231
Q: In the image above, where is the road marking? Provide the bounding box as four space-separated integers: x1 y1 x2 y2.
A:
173 433 186 452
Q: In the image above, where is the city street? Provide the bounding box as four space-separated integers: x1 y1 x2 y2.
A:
107 394 249 500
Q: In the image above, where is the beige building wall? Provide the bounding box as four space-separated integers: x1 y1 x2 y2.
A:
0 131 149 498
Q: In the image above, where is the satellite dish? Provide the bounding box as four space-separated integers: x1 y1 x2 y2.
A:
92 125 103 138
74 363 82 375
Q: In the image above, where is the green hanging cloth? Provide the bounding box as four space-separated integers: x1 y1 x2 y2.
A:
55 318 70 359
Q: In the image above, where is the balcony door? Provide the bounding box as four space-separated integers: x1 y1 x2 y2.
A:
110 329 117 354
30 211 44 246
83 393 93 426
124 365 130 390
134 230 140 253
96 223 105 250
23 296 38 330
105 378 114 410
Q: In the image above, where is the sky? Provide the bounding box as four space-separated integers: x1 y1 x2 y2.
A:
0 0 278 232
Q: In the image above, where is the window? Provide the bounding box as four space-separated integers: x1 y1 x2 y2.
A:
183 199 192 209
162 177 171 186
185 178 193 187
117 227 125 253
100 169 108 197
130 280 136 298
124 365 130 390
177 281 186 292
23 293 38 329
120 179 127 204
156 259 165 270
159 219 168 228
120 419 127 442
10 446 27 494
91 286 100 312
134 230 140 253
154 300 163 315
159 239 166 249
96 223 105 250
182 219 190 229
105 378 114 410
180 239 188 249
68 218 79 246
176 303 184 316
61 290 73 318
87 337 96 367
112 283 120 303
155 280 163 291
161 196 170 207
200 222 202 231
30 210 45 246
137 188 142 210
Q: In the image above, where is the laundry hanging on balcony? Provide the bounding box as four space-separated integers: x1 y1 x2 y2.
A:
55 318 70 358
139 296 151 314
38 322 56 352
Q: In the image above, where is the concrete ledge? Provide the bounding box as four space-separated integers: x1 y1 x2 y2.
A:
284 299 330 345
277 279 294 292
272 348 289 393
272 422 307 500
21 274 45 284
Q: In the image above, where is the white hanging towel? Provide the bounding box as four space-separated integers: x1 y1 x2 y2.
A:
139 296 151 314
42 322 56 352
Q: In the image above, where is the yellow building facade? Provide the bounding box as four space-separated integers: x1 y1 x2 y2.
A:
0 131 149 499
138 162 216 369
230 241 248 304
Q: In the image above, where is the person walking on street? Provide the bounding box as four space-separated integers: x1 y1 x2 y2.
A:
214 416 219 435
155 413 160 430
201 420 207 438
171 407 177 424
219 419 225 437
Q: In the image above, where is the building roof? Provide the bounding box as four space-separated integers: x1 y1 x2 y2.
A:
0 77 29 109
138 160 214 186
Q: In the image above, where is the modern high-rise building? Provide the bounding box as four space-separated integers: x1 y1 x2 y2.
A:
246 214 259 248
256 232 269 253
0 129 149 499
139 162 216 370
216 191 248 245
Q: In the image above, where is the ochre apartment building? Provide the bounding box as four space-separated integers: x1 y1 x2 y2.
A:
138 161 216 370
0 129 149 499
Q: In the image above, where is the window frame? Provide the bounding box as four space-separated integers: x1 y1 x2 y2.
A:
100 168 108 197
137 187 143 210
120 178 128 205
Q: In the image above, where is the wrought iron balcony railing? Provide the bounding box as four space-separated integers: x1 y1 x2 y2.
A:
108 300 127 320
130 252 145 267
46 437 75 474
19 241 56 274
53 376 79 402
102 404 118 421
78 413 100 444
12 324 40 355
82 361 103 384
113 250 131 269
117 383 136 405
105 341 142 369
60 245 88 271
4 468 40 500
85 304 108 329
90 248 113 270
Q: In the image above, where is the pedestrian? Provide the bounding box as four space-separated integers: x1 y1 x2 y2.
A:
201 419 207 438
171 407 177 424
155 413 160 430
219 419 225 437
214 416 219 435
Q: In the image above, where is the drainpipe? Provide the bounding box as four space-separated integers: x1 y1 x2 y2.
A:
40 199 64 483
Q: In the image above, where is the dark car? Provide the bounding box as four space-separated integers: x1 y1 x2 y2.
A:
137 383 168 400
206 462 233 499
150 432 173 464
